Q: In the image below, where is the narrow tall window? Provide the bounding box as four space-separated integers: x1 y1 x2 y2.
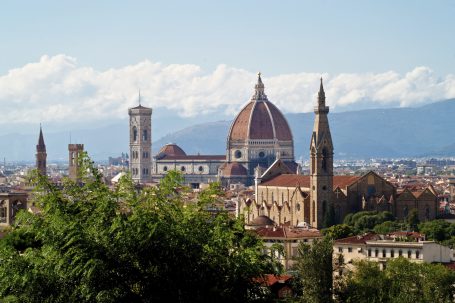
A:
143 129 147 141
0 201 7 223
322 147 328 172
133 127 138 142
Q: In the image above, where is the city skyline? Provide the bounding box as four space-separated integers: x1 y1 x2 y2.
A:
1 1 455 135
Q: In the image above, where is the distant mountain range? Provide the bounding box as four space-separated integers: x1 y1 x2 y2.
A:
1 99 455 162
155 99 455 160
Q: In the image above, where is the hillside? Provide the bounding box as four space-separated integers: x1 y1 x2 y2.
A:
1 99 454 161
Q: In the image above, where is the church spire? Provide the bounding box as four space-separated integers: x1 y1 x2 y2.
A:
315 77 329 114
36 124 47 175
37 124 46 152
309 77 333 229
318 77 325 105
252 72 267 101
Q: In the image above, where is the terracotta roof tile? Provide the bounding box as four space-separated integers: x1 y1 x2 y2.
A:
157 155 225 161
260 174 360 190
335 233 380 244
333 176 361 189
260 175 310 188
255 274 293 286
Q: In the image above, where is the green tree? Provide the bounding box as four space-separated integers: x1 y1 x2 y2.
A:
339 258 455 303
373 220 401 234
294 238 333 303
406 208 420 231
337 260 388 303
419 219 451 242
322 224 353 240
343 211 395 234
0 154 277 303
323 203 336 228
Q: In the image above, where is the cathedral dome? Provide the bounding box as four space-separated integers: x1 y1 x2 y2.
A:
157 143 187 158
228 74 293 142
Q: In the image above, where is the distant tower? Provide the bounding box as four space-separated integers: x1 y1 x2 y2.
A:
68 144 84 181
128 92 152 183
36 125 47 176
309 78 334 229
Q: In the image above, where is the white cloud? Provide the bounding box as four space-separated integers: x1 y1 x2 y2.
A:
1 55 455 125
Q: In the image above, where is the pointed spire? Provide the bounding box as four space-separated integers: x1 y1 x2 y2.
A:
252 72 267 101
318 77 326 105
37 124 46 152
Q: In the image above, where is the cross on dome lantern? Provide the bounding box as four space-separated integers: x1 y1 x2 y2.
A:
253 72 267 101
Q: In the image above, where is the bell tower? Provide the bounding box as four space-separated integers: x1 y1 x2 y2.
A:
309 78 334 229
36 125 47 176
68 144 84 181
128 92 152 183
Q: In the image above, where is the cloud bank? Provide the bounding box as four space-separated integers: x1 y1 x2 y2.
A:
1 54 455 125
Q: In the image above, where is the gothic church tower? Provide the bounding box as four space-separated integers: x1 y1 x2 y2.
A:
128 93 152 183
309 79 334 229
36 125 47 176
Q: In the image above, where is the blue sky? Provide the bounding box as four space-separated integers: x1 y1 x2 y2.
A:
0 0 455 137
2 0 454 75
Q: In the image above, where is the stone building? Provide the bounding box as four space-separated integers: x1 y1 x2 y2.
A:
151 74 297 188
36 125 47 176
68 144 84 181
240 80 438 229
0 192 27 227
152 143 225 188
128 97 152 184
224 73 297 185
334 232 453 273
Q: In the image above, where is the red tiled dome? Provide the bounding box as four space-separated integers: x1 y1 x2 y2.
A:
228 75 293 142
157 143 187 157
220 162 248 176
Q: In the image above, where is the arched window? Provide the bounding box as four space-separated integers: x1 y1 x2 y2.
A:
416 250 420 259
0 200 7 223
311 148 316 174
403 206 409 218
143 129 148 141
408 250 412 258
425 205 430 220
133 127 138 142
322 201 327 218
382 249 386 258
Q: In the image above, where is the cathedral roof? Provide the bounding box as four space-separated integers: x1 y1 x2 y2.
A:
260 174 360 190
157 143 187 157
220 162 248 176
249 215 276 227
227 74 293 142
